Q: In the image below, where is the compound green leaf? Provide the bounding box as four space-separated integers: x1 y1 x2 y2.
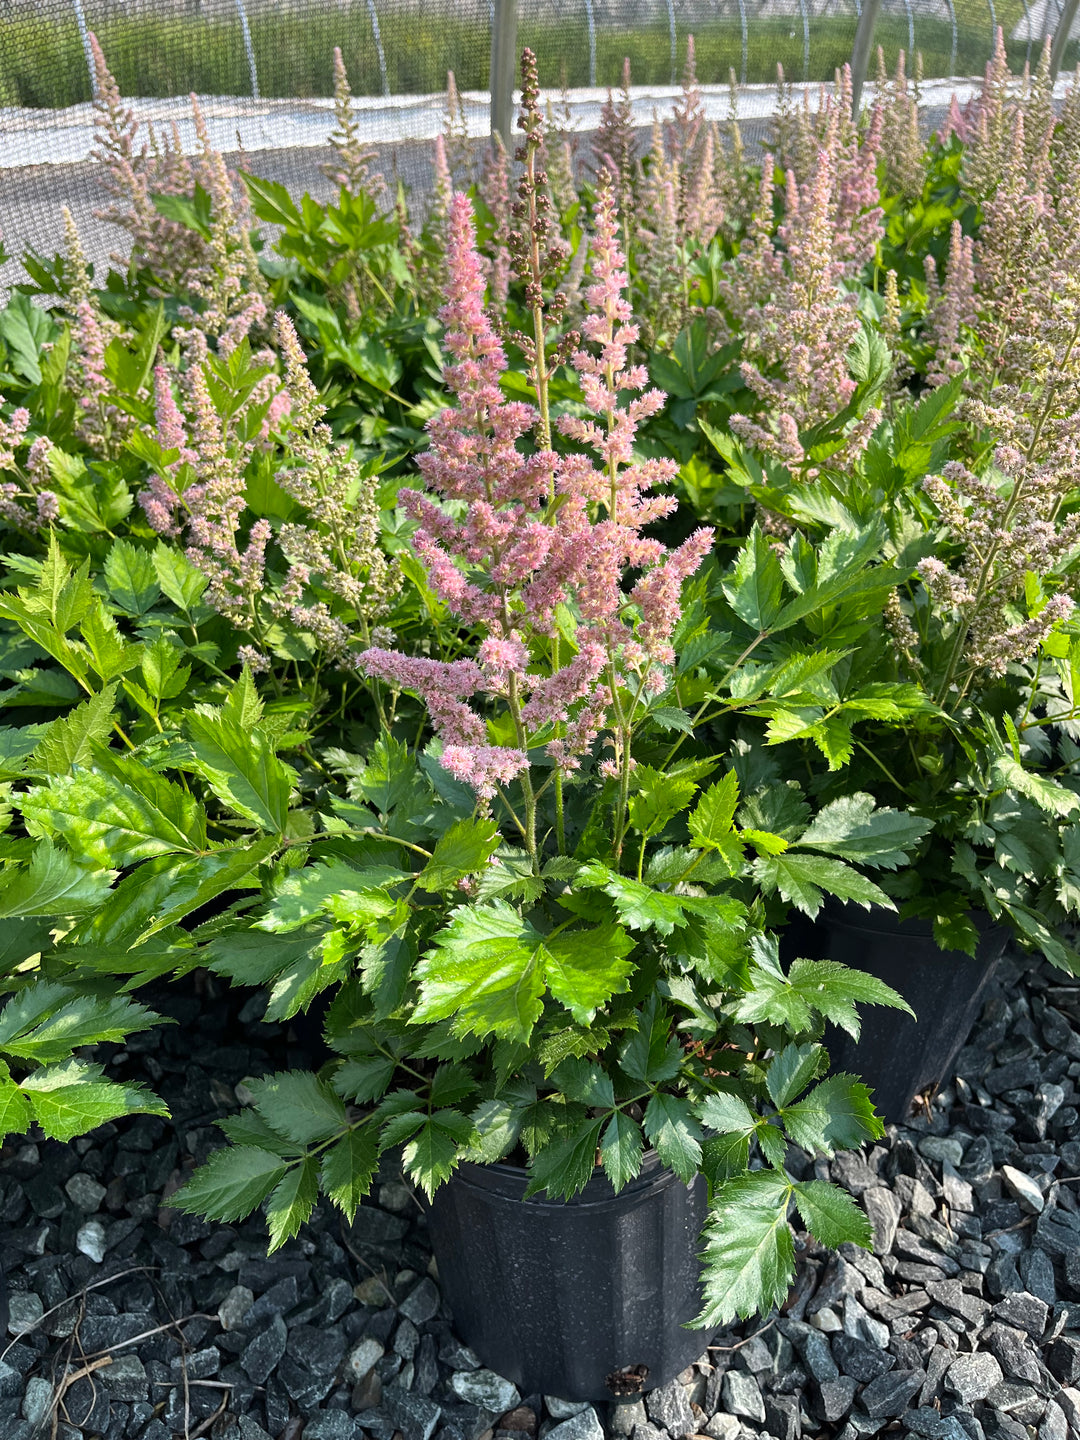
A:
752 853 892 918
699 1090 756 1136
784 957 912 1038
414 903 546 1042
403 1111 471 1198
779 1074 884 1155
184 712 291 833
643 1093 702 1182
765 1042 827 1109
543 924 634 1025
0 843 112 918
796 794 932 870
697 1170 795 1326
105 540 160 616
688 771 740 850
33 685 118 776
417 816 502 893
599 1110 643 1190
22 759 206 868
525 1116 604 1200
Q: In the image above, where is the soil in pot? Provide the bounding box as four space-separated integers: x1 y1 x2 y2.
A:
816 900 1009 1124
424 1151 712 1403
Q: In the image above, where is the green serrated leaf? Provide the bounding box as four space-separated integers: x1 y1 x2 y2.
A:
688 771 740 851
184 712 292 833
22 756 206 868
413 903 546 1043
753 853 893 918
320 1127 379 1218
796 794 932 870
249 1072 347 1146
643 1093 702 1183
22 1060 168 1141
332 1055 397 1104
0 1076 31 1139
785 958 912 1038
403 1112 471 1198
33 685 118 776
267 1155 320 1249
105 540 160 616
765 1043 826 1109
697 1170 795 1326
780 1074 884 1156
525 1116 603 1200
417 816 500 892
991 754 1080 818
793 1179 873 1248
699 1091 756 1136
0 843 113 918
599 1110 643 1190
171 1145 290 1221
544 924 634 1025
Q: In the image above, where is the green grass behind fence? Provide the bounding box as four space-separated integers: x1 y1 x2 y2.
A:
0 3 1064 111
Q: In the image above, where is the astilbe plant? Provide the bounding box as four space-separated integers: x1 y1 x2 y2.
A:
923 218 976 389
591 57 638 223
916 184 1080 696
0 401 57 533
165 175 909 1322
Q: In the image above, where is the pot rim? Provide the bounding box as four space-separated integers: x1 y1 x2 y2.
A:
434 1148 692 1213
821 898 1008 953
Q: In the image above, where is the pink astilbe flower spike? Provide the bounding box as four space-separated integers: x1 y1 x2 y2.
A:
591 57 638 219
323 47 384 199
924 220 976 388
357 182 713 812
480 136 513 310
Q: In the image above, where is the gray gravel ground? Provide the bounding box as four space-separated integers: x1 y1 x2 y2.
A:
1 943 1079 1440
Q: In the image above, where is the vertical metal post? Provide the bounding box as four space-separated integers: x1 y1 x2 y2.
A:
849 0 881 113
945 0 958 75
585 0 596 85
490 0 518 143
72 0 98 98
1018 0 1033 68
1052 0 1080 75
233 0 260 98
737 0 748 84
365 0 389 97
901 0 914 54
798 0 809 79
667 0 677 84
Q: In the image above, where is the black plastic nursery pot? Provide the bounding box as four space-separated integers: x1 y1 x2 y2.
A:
424 1151 712 1403
819 900 1009 1125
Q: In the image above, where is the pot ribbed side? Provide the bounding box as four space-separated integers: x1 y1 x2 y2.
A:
425 1154 711 1403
